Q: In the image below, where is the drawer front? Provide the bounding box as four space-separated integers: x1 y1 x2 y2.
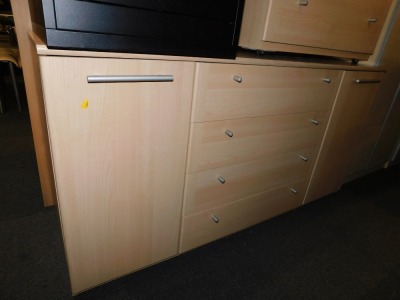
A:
187 111 329 172
180 178 307 252
184 148 317 216
262 0 391 54
192 63 342 122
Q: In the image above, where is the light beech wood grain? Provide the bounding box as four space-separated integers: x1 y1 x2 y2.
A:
184 148 317 216
10 0 57 206
239 0 392 60
192 63 342 122
304 71 384 204
187 111 330 173
180 178 307 252
39 56 195 294
346 73 386 177
32 32 385 72
182 60 342 254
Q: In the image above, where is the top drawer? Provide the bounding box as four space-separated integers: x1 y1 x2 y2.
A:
262 0 392 54
192 63 342 122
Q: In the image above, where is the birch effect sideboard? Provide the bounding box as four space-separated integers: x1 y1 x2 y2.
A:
35 43 384 293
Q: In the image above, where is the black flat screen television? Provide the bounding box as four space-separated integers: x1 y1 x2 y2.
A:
30 0 245 59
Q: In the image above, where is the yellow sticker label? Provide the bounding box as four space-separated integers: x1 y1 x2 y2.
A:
81 99 89 109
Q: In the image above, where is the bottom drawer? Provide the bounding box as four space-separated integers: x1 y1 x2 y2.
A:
179 178 307 252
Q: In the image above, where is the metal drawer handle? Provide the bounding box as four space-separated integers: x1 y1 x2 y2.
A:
322 78 332 83
299 0 308 6
290 188 298 195
225 129 234 138
217 176 226 184
368 18 377 23
211 215 220 223
87 75 174 83
355 79 381 84
310 119 320 125
300 155 309 162
233 75 243 83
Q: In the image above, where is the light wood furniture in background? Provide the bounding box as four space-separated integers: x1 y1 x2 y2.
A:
239 0 393 61
0 47 21 113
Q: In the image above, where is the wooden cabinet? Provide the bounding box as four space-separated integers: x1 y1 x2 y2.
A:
239 0 392 60
304 71 384 204
39 56 195 294
180 62 343 252
36 45 386 293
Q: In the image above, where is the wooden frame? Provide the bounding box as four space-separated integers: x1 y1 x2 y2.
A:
10 0 56 206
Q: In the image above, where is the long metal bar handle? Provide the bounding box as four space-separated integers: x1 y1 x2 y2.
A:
87 75 174 83
355 79 381 84
299 0 309 6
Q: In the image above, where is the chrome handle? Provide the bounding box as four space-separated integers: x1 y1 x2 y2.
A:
299 0 308 6
368 18 377 23
322 78 332 83
217 176 226 184
225 129 234 138
233 75 243 83
310 119 320 125
87 75 174 83
355 79 381 84
211 215 220 223
300 155 309 162
290 188 298 195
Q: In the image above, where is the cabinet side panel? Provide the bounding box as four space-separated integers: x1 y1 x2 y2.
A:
10 0 57 206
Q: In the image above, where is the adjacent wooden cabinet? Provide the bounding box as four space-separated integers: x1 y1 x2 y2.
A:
304 70 384 204
239 0 392 60
39 56 195 293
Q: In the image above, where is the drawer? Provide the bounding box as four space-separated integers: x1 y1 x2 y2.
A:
184 148 317 216
180 178 307 252
192 63 342 122
262 0 392 54
187 111 329 172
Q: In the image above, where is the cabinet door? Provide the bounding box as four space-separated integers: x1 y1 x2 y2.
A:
263 0 391 54
39 56 195 294
304 71 383 204
346 74 386 178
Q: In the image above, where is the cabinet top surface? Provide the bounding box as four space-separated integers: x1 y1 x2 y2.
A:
32 32 384 72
